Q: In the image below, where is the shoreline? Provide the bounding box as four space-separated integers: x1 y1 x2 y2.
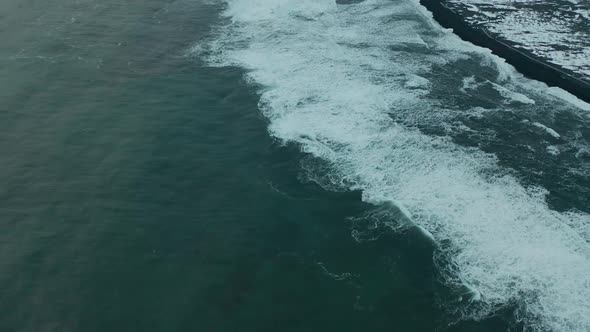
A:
419 0 590 104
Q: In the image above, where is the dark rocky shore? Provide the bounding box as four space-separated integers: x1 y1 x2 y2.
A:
420 0 590 103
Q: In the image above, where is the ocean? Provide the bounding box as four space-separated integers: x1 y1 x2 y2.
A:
1 0 589 331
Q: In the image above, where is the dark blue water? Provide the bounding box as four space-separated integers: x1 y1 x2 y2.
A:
1 0 589 331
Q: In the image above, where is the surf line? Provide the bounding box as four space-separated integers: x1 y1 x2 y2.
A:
419 0 590 104
378 200 482 302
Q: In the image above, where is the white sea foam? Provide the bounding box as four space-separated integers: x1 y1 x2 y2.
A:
522 119 561 139
201 0 590 331
532 122 561 139
405 74 431 89
492 82 536 105
546 87 590 112
460 75 479 92
546 145 561 155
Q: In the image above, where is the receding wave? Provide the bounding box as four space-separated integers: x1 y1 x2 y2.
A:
197 0 590 330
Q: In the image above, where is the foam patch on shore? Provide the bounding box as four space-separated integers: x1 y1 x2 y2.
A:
446 0 590 81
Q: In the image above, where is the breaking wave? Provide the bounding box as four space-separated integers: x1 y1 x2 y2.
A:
197 0 590 330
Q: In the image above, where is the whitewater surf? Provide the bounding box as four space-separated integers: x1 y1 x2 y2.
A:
198 0 590 331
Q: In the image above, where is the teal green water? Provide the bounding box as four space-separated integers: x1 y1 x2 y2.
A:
3 0 589 331
0 1 470 331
